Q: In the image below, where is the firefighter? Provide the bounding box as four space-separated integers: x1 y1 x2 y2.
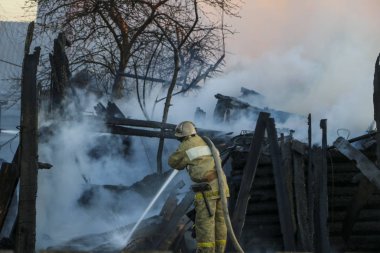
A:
168 121 229 253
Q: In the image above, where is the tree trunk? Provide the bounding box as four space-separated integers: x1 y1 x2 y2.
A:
156 50 180 174
112 71 125 99
111 49 130 99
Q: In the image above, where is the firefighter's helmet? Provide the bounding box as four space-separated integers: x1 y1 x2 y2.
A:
174 121 197 137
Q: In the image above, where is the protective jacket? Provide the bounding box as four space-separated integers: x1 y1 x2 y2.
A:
168 134 229 199
168 134 229 253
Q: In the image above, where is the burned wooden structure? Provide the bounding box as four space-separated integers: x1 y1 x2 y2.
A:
213 92 301 124
4 100 380 253
226 117 380 253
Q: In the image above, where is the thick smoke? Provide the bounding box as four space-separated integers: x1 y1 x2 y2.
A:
35 93 187 250
166 0 380 143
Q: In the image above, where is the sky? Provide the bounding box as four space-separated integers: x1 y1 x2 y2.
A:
0 0 35 21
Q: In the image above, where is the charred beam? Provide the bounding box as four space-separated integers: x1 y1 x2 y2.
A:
281 141 296 241
49 32 71 112
94 117 228 140
307 113 315 250
155 191 194 249
373 53 380 165
333 137 380 189
109 125 176 139
105 116 176 129
314 119 330 253
266 117 296 251
231 112 270 240
293 151 312 251
17 45 40 252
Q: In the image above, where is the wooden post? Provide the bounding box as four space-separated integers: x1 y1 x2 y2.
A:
373 53 380 164
266 117 296 251
293 149 312 251
281 141 296 237
231 112 270 240
314 119 330 253
49 32 71 113
306 113 314 250
16 46 40 253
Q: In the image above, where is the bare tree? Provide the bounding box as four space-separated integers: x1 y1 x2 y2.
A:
153 0 200 173
33 0 171 98
31 0 239 101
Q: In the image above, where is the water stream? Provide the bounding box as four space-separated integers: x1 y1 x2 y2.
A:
123 169 179 246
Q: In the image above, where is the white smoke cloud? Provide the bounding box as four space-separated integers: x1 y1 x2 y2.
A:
163 0 380 143
35 94 186 250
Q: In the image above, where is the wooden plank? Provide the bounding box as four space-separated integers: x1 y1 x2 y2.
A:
0 161 18 231
231 112 270 240
293 152 312 251
105 116 176 129
280 141 296 237
333 137 380 189
171 219 192 253
109 125 176 139
103 116 227 138
98 119 227 141
106 101 126 119
155 191 194 250
16 44 40 253
291 140 307 155
266 117 296 251
314 120 330 253
342 177 376 242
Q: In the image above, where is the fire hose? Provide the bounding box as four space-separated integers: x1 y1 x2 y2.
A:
203 136 244 253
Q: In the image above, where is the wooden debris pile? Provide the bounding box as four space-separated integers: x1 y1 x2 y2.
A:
212 89 302 124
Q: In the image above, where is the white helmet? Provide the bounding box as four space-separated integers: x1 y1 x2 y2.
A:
174 121 197 138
